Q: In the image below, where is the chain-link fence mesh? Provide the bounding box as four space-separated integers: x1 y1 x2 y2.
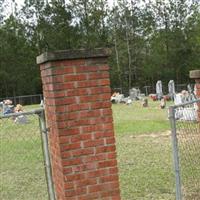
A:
112 101 176 200
0 111 49 200
117 133 175 200
170 99 200 200
0 94 43 106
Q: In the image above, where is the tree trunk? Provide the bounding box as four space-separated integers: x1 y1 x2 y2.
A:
125 16 132 89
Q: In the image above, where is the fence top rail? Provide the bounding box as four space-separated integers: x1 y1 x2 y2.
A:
169 98 200 109
0 108 44 119
0 94 43 100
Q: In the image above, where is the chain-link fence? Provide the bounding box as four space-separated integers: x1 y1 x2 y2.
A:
169 99 200 200
117 133 175 200
0 94 43 106
0 109 55 200
113 101 176 200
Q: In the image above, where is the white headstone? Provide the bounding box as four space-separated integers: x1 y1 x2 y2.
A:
156 80 163 100
168 80 175 99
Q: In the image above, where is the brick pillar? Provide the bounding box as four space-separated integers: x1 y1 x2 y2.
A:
37 49 121 200
190 70 200 121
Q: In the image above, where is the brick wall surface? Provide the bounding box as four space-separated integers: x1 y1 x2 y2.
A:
195 79 200 121
38 50 121 200
190 70 200 121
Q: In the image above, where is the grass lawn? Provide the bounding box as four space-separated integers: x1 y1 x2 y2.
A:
0 111 48 200
1 101 176 199
112 100 176 199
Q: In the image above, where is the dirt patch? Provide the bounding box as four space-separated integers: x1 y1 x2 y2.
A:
129 130 171 139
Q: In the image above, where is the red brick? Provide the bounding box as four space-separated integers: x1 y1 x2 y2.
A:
88 182 118 193
41 68 52 77
64 74 87 82
71 133 92 143
62 158 82 166
107 152 117 159
88 72 109 80
77 80 99 88
52 59 85 67
64 182 74 190
98 160 118 168
99 175 119 183
56 112 79 121
83 139 104 148
96 145 116 154
39 52 120 200
74 178 97 187
59 136 70 144
53 82 75 90
100 189 121 198
54 105 66 113
75 66 100 73
89 87 111 95
72 162 96 172
45 91 66 98
98 79 110 86
79 110 101 118
83 154 107 163
80 124 104 133
65 173 85 182
106 137 116 145
86 169 108 178
72 148 94 157
103 123 114 130
94 131 114 139
89 117 113 125
109 167 119 174
67 88 89 96
60 142 81 151
63 167 73 174
61 151 71 159
65 187 87 197
58 127 80 136
76 65 109 73
68 103 90 112
91 102 111 109
52 67 74 75
52 75 64 83
54 97 76 105
76 192 99 200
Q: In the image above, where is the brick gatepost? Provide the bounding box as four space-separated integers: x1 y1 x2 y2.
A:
190 70 200 121
37 49 121 200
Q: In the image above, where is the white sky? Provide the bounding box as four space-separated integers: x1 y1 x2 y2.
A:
6 0 150 16
14 0 115 7
5 0 115 16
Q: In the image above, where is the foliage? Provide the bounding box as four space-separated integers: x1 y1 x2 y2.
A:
0 0 200 97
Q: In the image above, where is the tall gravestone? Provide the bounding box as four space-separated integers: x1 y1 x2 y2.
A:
156 80 163 100
168 80 175 100
37 48 121 200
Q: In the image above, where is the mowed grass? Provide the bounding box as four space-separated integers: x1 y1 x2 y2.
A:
0 111 48 200
0 101 176 200
112 100 176 199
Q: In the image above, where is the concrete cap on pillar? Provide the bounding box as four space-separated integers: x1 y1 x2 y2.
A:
189 70 200 79
36 48 111 65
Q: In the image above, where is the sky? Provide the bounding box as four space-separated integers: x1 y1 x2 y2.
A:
5 0 116 15
14 0 116 7
6 0 149 16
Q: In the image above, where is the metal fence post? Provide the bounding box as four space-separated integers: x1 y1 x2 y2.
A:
38 110 56 200
169 106 182 200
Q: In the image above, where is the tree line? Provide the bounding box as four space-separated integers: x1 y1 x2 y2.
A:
0 0 200 97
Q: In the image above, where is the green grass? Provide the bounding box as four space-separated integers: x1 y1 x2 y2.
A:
112 101 171 135
0 112 48 200
1 100 198 199
113 100 176 199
